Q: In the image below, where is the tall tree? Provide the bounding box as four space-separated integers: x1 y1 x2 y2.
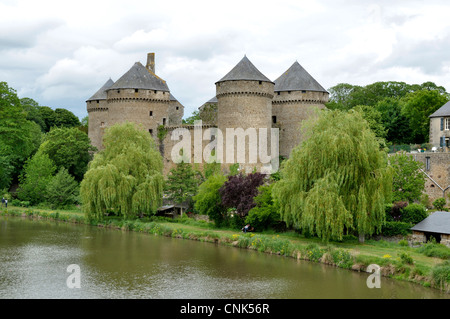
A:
219 173 266 218
164 160 199 214
272 109 393 242
54 108 81 128
193 173 228 227
17 150 56 205
375 97 411 144
46 167 80 209
38 127 96 181
401 89 449 144
80 122 164 220
0 82 42 189
389 152 426 203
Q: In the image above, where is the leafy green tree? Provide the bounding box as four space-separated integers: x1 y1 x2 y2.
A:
272 109 393 242
326 83 361 110
17 150 56 205
0 82 42 189
164 160 199 214
182 110 201 124
54 108 81 128
38 127 96 181
193 173 228 227
245 183 280 231
80 122 164 220
46 167 79 209
389 152 425 203
353 105 387 140
401 90 449 144
20 97 46 132
38 106 57 132
375 98 411 144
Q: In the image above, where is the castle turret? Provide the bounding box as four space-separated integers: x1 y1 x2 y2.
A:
215 56 274 172
272 61 329 157
86 78 114 150
106 58 171 141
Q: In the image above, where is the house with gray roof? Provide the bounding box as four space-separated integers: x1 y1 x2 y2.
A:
429 101 450 148
411 211 450 247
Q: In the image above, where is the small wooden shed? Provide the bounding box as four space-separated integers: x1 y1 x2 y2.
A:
410 211 450 247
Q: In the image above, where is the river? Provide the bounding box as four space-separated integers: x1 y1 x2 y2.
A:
0 216 448 299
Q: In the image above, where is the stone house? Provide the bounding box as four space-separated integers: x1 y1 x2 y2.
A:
86 52 329 175
429 101 450 149
411 211 450 247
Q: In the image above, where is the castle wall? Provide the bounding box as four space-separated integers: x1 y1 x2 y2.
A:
168 100 184 125
107 88 170 140
272 91 328 158
216 80 274 173
87 99 109 151
160 124 217 176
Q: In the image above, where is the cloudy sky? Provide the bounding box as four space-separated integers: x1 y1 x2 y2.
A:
2 0 450 120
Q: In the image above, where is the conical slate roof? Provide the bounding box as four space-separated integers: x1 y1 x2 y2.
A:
86 78 114 101
109 62 170 92
430 101 450 118
216 56 273 84
274 61 327 93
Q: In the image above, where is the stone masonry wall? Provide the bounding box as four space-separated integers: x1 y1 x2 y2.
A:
272 90 328 158
87 99 109 151
412 152 450 204
216 80 274 173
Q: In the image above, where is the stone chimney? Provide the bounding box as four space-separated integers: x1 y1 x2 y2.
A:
146 53 155 73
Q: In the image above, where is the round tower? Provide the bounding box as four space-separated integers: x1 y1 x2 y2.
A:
272 61 329 158
86 78 114 151
215 56 274 172
106 54 171 142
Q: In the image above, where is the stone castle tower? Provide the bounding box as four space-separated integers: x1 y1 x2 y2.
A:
216 56 275 172
87 53 328 174
86 53 184 151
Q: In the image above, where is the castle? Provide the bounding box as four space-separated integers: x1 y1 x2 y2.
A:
86 53 329 174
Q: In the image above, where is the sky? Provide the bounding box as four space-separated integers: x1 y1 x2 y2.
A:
2 0 450 121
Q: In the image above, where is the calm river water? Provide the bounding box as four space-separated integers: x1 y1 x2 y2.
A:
0 216 448 299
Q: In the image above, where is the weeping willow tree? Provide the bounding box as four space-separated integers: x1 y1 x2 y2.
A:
272 109 393 242
80 122 164 220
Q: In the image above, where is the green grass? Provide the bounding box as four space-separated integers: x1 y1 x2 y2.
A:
1 204 449 293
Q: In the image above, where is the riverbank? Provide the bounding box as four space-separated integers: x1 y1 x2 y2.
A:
1 206 449 294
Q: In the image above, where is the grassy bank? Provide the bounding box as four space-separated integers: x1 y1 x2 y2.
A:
1 205 449 294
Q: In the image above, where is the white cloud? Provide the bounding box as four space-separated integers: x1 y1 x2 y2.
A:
1 0 450 120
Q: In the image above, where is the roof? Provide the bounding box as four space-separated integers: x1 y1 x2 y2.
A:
429 101 450 118
216 55 273 84
410 211 450 235
86 78 114 101
206 96 217 103
108 62 170 92
274 61 327 93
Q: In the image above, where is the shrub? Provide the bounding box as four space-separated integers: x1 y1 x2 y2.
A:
329 247 354 269
381 221 412 236
399 252 414 265
398 239 409 247
433 198 446 211
245 184 280 231
387 201 408 221
401 203 428 224
431 261 450 291
417 243 450 260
